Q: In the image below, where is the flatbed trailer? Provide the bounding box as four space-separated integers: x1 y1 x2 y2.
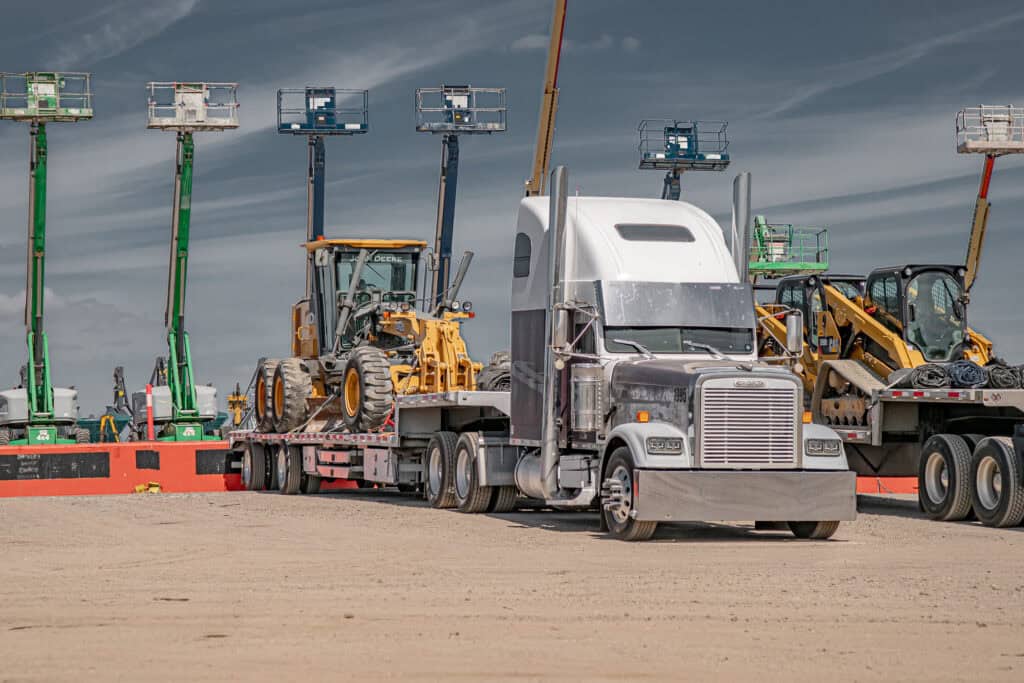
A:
818 375 1024 527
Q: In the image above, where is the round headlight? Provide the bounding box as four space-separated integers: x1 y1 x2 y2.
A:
451 300 461 311
462 301 472 312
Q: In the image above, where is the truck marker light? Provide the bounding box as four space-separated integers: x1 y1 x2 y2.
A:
636 410 650 423
913 391 925 398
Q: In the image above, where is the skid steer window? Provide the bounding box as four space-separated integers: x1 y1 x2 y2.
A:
905 272 964 362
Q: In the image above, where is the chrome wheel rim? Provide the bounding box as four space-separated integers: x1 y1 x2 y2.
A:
924 452 949 505
977 455 1002 511
455 447 472 499
428 446 442 495
609 464 633 525
242 450 252 487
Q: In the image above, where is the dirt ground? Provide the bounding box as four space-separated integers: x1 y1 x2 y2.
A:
1 491 1023 682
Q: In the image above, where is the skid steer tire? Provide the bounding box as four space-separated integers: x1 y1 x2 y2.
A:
254 359 280 433
341 347 394 432
918 434 973 522
971 436 1024 528
272 358 312 433
476 352 512 392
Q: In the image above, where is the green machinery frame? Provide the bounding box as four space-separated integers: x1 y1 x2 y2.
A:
1 72 92 444
748 215 830 280
146 82 239 441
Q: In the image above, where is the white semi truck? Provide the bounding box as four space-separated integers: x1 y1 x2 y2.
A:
231 168 856 540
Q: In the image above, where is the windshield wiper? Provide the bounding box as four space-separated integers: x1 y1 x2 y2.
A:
611 339 655 359
682 339 728 360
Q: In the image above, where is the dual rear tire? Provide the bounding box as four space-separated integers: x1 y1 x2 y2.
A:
424 431 517 513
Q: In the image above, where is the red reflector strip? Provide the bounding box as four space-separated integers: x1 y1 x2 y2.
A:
913 391 925 398
891 391 904 397
948 391 960 398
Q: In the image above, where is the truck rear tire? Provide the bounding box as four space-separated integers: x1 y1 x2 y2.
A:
272 359 312 433
600 447 658 542
424 431 458 509
301 474 322 495
788 521 840 539
341 347 394 432
242 443 266 491
255 359 280 432
453 432 492 513
971 436 1024 528
489 486 518 513
918 434 973 521
276 444 302 495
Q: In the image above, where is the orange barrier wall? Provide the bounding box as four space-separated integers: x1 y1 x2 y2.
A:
856 477 917 495
0 441 242 497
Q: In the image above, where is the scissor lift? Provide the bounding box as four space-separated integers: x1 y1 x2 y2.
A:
138 82 239 441
416 85 506 308
748 216 830 281
638 119 730 200
0 72 93 445
956 105 1024 296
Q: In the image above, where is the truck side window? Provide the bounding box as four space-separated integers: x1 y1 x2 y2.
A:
513 233 531 278
869 275 901 333
574 321 595 355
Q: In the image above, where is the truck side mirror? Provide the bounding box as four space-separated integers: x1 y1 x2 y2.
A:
785 311 803 355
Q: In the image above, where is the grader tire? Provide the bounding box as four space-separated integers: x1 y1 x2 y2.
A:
272 358 312 433
476 351 512 392
341 347 394 432
255 359 280 433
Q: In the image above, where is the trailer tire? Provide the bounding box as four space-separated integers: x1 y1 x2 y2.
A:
489 486 518 513
918 434 973 521
276 444 302 495
600 447 657 542
272 358 312 433
971 436 1024 528
242 443 266 491
301 474 322 495
341 347 394 432
958 434 987 522
424 431 458 509
788 521 840 539
254 359 280 433
453 432 492 513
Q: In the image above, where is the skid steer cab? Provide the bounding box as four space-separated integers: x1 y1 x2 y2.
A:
253 238 486 438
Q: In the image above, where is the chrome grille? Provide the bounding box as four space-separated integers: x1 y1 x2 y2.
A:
698 384 798 468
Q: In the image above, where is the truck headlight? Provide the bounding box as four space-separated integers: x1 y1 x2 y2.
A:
806 438 842 456
646 437 683 455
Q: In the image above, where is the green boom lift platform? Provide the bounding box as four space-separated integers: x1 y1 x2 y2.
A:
130 82 239 441
0 72 93 445
747 215 830 281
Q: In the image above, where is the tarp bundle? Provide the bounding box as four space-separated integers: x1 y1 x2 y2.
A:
986 364 1022 389
947 360 989 388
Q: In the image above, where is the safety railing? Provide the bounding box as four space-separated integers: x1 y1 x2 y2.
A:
956 105 1024 154
415 86 506 133
0 72 93 122
638 119 729 170
146 82 239 131
278 87 368 135
748 222 829 276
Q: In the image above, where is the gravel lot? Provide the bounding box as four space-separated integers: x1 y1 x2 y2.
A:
2 490 1023 682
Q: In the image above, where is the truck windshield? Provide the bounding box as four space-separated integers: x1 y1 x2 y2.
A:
905 271 965 361
337 251 417 293
605 327 754 355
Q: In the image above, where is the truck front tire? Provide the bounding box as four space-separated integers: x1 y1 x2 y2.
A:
600 447 657 542
971 436 1024 528
918 434 973 521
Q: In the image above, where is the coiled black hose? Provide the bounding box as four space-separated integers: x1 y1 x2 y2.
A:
948 360 988 388
986 364 1021 389
910 364 950 389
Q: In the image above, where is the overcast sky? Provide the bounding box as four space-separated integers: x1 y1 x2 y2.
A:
2 0 1024 414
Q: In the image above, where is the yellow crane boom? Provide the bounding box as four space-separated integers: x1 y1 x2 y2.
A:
525 0 567 197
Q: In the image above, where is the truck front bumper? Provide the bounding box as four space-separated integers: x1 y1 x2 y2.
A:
633 470 857 523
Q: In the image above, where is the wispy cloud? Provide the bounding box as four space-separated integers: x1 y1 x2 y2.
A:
510 32 632 53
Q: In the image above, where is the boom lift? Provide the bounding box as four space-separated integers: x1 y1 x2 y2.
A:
638 119 730 200
416 85 506 307
135 82 239 441
525 0 567 197
0 72 92 445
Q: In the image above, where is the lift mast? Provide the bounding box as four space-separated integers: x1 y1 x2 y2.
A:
145 82 238 441
416 85 506 308
525 0 567 197
956 106 1024 295
0 72 92 445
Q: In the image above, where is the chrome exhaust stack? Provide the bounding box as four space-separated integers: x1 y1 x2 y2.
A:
515 165 569 500
731 171 751 282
